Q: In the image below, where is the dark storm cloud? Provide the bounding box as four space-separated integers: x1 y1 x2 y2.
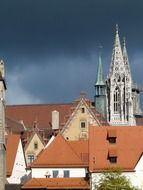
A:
0 0 143 104
1 0 143 57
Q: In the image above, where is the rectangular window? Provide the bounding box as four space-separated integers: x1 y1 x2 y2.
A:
53 170 59 178
64 170 70 178
27 154 34 164
108 137 116 144
34 142 38 149
108 156 117 163
81 107 85 113
80 121 86 129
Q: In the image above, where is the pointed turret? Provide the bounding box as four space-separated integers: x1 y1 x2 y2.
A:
122 37 131 75
95 55 105 86
109 24 125 77
94 54 106 118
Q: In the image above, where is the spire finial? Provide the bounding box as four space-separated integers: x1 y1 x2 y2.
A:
123 37 126 46
116 24 119 34
95 52 105 86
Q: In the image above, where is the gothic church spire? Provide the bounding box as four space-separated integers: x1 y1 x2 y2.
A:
106 25 136 126
109 24 125 77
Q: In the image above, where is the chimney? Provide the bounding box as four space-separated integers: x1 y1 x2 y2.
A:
52 110 59 130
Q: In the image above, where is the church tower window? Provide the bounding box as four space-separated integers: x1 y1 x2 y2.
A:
114 87 120 113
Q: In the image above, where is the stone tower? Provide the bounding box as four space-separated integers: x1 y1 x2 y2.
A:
0 61 6 190
94 54 106 118
106 25 136 126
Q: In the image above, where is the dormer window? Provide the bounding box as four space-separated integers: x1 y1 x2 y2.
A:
107 129 117 144
109 156 117 163
108 149 117 164
108 137 116 144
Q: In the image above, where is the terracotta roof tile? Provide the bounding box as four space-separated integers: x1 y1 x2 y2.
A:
6 99 108 131
31 134 87 168
89 125 143 172
6 134 20 176
6 103 73 129
68 140 89 163
22 177 90 189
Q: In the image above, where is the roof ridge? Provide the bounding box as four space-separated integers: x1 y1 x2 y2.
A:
6 102 73 107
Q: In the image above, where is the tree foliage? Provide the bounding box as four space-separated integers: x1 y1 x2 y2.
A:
95 169 138 190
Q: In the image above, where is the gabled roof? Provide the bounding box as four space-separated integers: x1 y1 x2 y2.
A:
6 97 108 131
22 177 90 189
24 131 45 151
31 134 88 168
89 125 143 172
6 134 20 177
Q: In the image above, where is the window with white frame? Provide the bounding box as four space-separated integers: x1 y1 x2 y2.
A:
64 170 70 178
27 154 34 164
114 87 120 113
53 170 59 178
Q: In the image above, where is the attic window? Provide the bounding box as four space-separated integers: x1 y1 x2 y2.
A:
34 142 38 149
80 121 86 129
81 107 85 113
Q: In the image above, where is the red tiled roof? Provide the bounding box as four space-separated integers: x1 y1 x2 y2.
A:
68 140 89 163
6 134 20 177
6 103 73 129
31 134 88 168
22 177 90 189
5 99 108 131
89 125 143 172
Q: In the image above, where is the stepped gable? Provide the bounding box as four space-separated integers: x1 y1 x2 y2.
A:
89 125 143 172
6 134 20 177
31 133 87 167
22 177 90 189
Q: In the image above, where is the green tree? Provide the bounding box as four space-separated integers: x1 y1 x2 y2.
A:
95 169 138 190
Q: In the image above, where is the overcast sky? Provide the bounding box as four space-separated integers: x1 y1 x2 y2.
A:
1 0 143 106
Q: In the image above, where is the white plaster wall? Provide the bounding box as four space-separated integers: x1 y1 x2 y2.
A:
7 140 27 184
32 168 86 178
